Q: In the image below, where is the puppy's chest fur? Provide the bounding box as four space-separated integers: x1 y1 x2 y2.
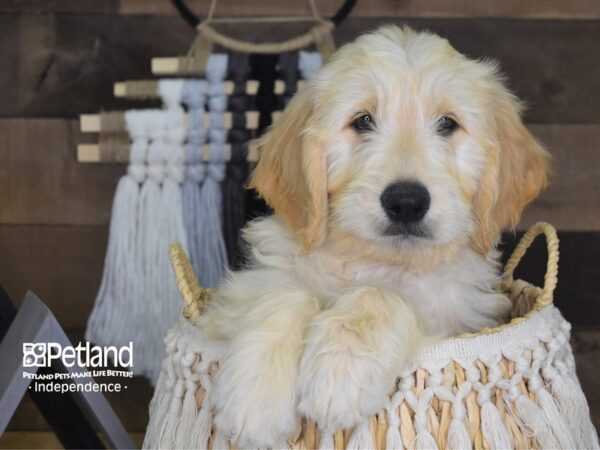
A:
242 217 511 337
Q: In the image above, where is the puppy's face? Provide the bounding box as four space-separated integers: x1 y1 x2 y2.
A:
251 26 549 265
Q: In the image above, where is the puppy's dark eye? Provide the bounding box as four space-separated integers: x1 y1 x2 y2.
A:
351 114 375 133
437 116 459 136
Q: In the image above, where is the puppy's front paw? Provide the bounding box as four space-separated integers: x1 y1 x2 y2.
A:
297 287 419 432
210 353 300 449
297 328 393 431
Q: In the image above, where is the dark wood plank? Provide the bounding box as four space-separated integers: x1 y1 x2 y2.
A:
0 119 123 226
119 0 600 20
2 0 598 19
0 432 145 449
0 0 118 14
500 231 600 329
1 15 599 122
0 225 107 329
522 124 600 230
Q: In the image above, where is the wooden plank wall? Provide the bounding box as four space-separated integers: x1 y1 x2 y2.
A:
1 0 599 442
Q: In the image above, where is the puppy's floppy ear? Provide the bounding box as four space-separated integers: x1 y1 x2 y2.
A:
249 87 328 252
472 88 550 254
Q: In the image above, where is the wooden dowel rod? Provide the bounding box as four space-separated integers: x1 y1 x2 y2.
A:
114 79 306 98
79 111 263 133
77 144 258 164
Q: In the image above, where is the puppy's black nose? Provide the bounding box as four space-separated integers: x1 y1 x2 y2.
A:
380 181 430 223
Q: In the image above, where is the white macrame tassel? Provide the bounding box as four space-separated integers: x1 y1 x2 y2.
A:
505 383 560 450
137 110 168 380
187 403 212 449
530 376 576 449
153 90 189 382
318 431 334 450
144 334 177 449
385 392 404 450
158 378 185 448
447 382 472 450
175 353 199 449
346 420 375 450
85 110 146 351
545 361 599 448
479 399 511 450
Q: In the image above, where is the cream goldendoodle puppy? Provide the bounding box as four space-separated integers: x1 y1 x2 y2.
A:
198 25 549 448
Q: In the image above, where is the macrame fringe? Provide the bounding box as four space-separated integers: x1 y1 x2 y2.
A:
480 400 512 450
447 416 471 450
346 420 375 450
414 428 438 450
512 392 559 449
534 385 576 449
175 382 199 449
187 404 213 449
550 373 599 448
318 431 334 450
385 424 402 450
158 379 185 448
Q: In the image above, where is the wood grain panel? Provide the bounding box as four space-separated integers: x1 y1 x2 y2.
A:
499 231 600 329
119 0 600 20
0 0 118 14
1 15 599 123
1 0 598 19
2 119 598 229
522 124 600 230
0 225 107 328
0 119 123 225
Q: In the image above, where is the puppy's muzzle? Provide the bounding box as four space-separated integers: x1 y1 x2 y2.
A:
380 181 431 237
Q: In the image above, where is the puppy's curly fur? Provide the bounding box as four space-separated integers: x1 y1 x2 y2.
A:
198 26 550 448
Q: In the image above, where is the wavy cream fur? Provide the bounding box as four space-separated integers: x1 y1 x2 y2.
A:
197 25 549 448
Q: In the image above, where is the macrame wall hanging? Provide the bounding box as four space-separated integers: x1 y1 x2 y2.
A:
78 0 352 383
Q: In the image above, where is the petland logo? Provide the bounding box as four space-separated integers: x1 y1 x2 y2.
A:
23 342 133 368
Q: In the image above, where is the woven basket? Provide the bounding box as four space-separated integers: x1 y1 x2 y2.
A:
143 222 598 450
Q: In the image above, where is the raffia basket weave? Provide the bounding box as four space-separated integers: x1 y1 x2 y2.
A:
143 222 598 450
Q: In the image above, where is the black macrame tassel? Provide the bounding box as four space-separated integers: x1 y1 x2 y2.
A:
278 52 300 109
222 53 252 268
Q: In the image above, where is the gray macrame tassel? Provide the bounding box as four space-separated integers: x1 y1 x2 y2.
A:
182 79 209 278
85 110 147 353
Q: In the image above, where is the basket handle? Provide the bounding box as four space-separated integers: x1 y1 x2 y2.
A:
502 222 559 306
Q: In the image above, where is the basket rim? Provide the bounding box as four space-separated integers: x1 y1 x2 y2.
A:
173 302 565 370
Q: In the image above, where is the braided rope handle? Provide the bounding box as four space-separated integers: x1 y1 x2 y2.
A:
170 242 215 322
196 20 335 55
503 222 559 306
